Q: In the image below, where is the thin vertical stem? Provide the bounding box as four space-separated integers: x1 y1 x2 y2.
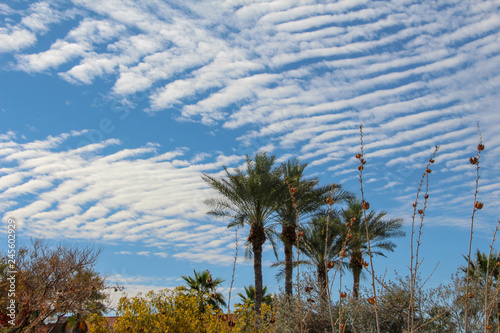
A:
408 146 439 332
484 220 500 332
286 176 303 333
465 124 484 332
325 184 336 332
357 124 380 333
228 229 238 314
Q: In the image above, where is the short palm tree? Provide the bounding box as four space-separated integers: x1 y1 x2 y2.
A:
337 198 404 299
202 152 282 313
181 269 226 310
461 249 500 283
274 159 352 296
236 285 274 308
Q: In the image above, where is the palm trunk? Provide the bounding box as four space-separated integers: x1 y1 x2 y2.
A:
283 224 296 296
351 252 363 299
253 240 263 314
250 224 266 314
318 265 328 292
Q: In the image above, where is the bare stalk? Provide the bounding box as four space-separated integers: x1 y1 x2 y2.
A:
465 125 484 332
408 146 439 332
357 124 380 333
285 176 303 333
325 184 337 332
227 229 238 314
484 219 500 332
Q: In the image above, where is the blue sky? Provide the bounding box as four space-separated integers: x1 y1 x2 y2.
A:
1 0 500 308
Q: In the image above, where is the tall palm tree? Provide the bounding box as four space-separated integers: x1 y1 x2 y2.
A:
181 269 226 310
274 159 352 296
337 198 405 299
202 152 282 313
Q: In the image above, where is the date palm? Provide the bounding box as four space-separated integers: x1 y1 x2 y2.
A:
274 159 352 296
337 198 404 299
202 152 282 313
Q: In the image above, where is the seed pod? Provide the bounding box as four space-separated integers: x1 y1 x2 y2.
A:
487 324 492 330
270 317 275 324
467 292 474 299
350 217 356 223
358 165 364 171
297 231 305 238
475 201 484 209
327 261 335 269
346 233 353 240
363 261 369 269
418 209 424 215
429 159 435 163
305 286 313 292
424 194 429 199
356 153 362 159
426 168 432 173
362 201 370 210
412 203 417 208
290 187 297 194
307 297 315 303
326 197 334 205
360 159 366 165
340 292 347 298
478 143 485 151
469 156 478 165
339 249 347 258
367 297 376 305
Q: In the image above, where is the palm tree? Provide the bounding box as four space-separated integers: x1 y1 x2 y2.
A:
337 198 405 299
181 269 226 310
298 216 347 291
236 285 274 308
202 152 282 313
461 249 500 283
274 159 352 296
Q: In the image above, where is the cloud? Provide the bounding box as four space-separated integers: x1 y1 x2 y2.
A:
0 132 246 264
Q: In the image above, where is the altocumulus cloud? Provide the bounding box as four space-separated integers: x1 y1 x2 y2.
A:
0 131 243 265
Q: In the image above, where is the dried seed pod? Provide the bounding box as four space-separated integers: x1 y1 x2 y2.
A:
363 261 369 269
478 143 485 151
346 222 352 228
350 217 356 223
358 165 364 171
270 317 275 324
222 314 229 321
340 292 347 298
424 194 429 199
426 168 432 173
346 233 353 240
297 231 305 238
307 297 315 303
327 261 335 269
469 156 478 165
339 249 347 258
356 153 362 159
418 209 424 215
290 187 297 194
360 159 366 165
362 201 370 210
486 324 492 330
475 201 484 209
326 197 334 205
367 297 376 305
305 286 313 292
467 292 474 299
429 159 435 163
412 203 417 208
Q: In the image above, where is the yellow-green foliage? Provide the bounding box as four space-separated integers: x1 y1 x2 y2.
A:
85 313 112 333
114 287 275 333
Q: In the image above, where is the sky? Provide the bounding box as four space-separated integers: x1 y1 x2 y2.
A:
1 0 500 310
